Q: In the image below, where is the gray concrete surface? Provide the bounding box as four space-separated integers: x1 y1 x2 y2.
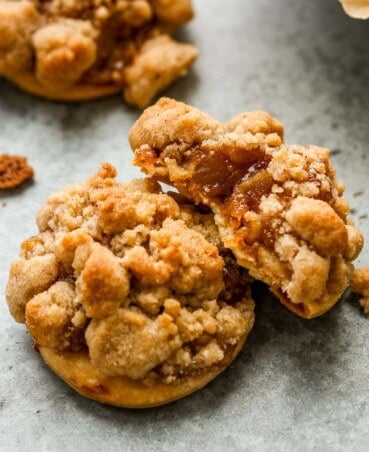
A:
0 0 368 450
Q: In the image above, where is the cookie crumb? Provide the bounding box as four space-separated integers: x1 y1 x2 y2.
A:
351 268 369 313
0 154 34 189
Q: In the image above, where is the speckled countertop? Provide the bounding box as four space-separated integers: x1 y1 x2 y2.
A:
0 0 368 451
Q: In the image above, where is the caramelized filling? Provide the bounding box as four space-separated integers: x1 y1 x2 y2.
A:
233 170 274 212
189 148 274 247
191 146 270 200
261 222 276 250
135 146 159 167
192 154 248 198
83 23 152 85
220 249 251 303
37 1 159 86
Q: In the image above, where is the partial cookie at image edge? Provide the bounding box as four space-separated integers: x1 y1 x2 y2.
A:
339 0 369 18
0 0 198 107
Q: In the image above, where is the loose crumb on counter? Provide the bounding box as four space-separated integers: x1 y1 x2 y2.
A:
0 154 34 189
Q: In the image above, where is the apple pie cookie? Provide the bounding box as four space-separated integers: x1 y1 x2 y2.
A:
0 0 197 107
130 98 364 319
6 163 254 407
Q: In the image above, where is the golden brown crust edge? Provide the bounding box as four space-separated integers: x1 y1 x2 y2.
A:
5 72 121 102
271 289 339 319
40 334 247 408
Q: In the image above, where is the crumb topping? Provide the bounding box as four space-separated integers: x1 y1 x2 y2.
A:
0 0 197 107
0 153 34 189
351 268 369 313
130 98 364 318
6 163 254 383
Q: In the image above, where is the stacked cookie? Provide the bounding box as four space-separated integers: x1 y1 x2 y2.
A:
6 99 367 407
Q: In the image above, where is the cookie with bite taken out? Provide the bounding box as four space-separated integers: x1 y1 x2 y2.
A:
130 98 364 319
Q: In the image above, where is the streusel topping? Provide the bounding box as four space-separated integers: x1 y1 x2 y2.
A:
6 163 254 383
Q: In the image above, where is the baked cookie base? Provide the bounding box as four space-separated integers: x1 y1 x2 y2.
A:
272 289 339 319
4 72 121 102
39 335 246 408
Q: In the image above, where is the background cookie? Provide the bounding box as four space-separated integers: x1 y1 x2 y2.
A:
0 0 197 107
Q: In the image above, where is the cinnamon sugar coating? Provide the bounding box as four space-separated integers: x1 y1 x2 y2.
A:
130 98 364 318
6 164 254 383
0 154 34 189
0 0 197 107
